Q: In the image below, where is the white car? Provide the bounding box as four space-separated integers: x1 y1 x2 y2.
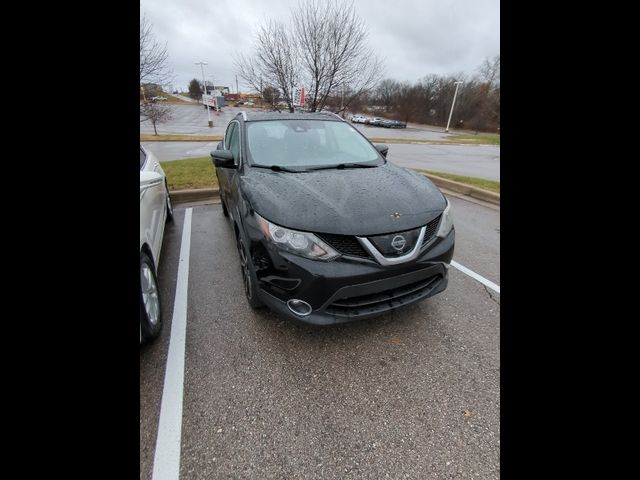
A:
140 145 173 343
350 115 367 123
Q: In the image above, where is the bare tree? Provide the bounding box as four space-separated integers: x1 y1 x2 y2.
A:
477 55 500 129
292 0 383 112
374 79 401 111
322 84 368 117
395 82 421 124
140 14 173 87
140 103 172 135
236 0 382 113
236 20 299 112
478 55 500 88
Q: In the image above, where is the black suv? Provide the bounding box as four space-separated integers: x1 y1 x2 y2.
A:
212 111 454 325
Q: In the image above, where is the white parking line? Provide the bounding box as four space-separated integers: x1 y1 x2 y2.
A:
152 208 192 480
451 260 500 294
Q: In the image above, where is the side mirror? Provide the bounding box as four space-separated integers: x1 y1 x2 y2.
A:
140 171 164 189
374 144 389 158
210 149 237 169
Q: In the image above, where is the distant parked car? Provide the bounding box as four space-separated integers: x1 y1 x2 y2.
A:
368 117 383 126
350 115 367 123
378 119 405 128
140 144 173 343
245 101 255 106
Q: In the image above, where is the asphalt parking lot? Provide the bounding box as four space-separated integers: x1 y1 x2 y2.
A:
143 141 500 181
141 105 500 181
141 105 462 141
140 195 500 479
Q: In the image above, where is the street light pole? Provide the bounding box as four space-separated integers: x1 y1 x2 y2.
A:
195 61 213 127
445 81 463 133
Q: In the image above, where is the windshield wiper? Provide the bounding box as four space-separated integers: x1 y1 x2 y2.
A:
307 163 379 171
252 164 304 173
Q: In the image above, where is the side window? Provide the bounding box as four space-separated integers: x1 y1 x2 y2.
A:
226 123 240 164
224 123 235 149
140 147 147 170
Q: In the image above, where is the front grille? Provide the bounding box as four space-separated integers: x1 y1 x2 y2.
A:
423 215 441 245
367 226 422 256
325 274 443 318
317 233 370 258
319 215 441 260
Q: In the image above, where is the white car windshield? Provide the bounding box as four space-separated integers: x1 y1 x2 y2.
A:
246 119 383 170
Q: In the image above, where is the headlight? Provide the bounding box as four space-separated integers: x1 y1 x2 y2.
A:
436 198 454 238
255 213 340 261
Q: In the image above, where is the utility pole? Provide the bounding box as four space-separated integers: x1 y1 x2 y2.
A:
445 81 463 133
195 61 213 127
236 75 239 95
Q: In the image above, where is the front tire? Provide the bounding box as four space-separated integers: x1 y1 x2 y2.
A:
165 184 174 222
236 234 264 309
221 197 229 217
140 251 163 342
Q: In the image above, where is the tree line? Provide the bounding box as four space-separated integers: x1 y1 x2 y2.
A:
324 56 500 132
235 0 499 132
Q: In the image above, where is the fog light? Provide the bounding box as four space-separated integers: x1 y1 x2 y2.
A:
287 299 312 317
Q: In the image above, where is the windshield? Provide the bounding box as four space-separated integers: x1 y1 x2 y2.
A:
246 119 383 170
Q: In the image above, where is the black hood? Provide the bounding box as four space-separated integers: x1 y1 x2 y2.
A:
241 163 446 236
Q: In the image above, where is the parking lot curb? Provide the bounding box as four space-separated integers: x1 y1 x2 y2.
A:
422 174 500 206
170 188 219 205
170 178 499 208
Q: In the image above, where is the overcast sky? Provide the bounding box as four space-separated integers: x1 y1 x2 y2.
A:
140 0 499 92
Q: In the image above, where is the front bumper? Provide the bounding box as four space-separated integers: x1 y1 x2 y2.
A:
250 226 455 325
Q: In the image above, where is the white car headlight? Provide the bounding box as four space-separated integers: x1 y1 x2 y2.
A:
255 213 340 261
436 199 454 238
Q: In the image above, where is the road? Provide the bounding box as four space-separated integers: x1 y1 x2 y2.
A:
142 141 500 181
140 195 500 479
141 104 240 136
169 93 196 103
387 143 499 181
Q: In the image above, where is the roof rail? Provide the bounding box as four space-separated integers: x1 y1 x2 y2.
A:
318 111 345 121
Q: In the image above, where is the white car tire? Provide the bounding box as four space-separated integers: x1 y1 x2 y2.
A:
165 184 174 222
140 251 163 342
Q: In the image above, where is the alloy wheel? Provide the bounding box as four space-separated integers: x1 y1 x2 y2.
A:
140 263 160 326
